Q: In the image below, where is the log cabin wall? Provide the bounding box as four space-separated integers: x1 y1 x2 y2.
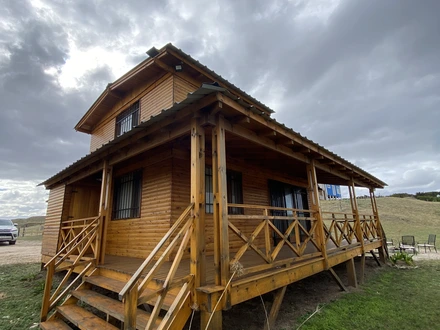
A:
41 184 69 258
89 73 174 152
105 151 173 259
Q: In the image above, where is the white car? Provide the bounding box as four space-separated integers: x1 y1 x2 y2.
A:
0 219 18 245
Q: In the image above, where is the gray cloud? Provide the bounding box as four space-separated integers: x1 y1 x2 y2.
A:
0 0 439 217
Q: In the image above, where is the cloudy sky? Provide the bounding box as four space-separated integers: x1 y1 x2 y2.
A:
0 0 439 218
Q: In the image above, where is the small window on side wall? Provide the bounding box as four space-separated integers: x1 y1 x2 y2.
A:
115 101 140 137
112 170 142 220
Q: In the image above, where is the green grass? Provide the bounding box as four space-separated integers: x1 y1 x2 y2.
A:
321 197 440 246
295 261 440 330
0 263 43 330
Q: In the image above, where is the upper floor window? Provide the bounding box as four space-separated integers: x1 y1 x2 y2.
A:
112 170 142 220
116 101 140 137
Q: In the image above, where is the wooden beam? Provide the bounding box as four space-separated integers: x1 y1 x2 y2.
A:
108 122 191 165
264 286 287 330
98 160 112 265
370 250 381 266
222 120 310 164
215 115 230 308
306 159 328 268
328 268 348 292
346 258 357 288
370 188 386 263
359 253 365 284
217 92 378 188
190 118 206 293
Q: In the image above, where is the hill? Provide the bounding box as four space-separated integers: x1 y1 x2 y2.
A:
321 197 440 245
11 216 45 227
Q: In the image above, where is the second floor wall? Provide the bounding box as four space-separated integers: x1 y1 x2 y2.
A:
89 73 198 152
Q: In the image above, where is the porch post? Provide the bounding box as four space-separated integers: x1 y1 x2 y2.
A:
190 117 206 291
348 180 364 284
370 188 386 262
98 160 112 265
306 159 328 268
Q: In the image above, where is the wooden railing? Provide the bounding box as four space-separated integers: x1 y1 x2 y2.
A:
321 212 381 252
119 203 194 330
360 214 380 241
227 204 322 275
40 215 100 322
321 212 359 251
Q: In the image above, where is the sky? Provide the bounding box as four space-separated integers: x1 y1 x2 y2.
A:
0 0 439 218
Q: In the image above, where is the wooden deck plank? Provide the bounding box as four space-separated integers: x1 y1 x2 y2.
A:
40 319 73 330
71 289 162 329
85 275 180 310
57 305 119 330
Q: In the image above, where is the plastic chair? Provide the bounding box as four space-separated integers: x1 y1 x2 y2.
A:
417 234 437 253
399 235 417 254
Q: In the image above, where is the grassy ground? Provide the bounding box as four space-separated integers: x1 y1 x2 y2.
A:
0 263 43 330
294 260 440 330
321 197 440 246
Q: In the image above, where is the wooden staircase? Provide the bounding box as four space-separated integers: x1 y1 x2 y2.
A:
40 270 192 330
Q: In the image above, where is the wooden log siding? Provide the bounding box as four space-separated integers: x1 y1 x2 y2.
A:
41 185 67 257
89 73 174 153
105 158 173 259
140 75 173 122
173 75 198 103
90 117 116 152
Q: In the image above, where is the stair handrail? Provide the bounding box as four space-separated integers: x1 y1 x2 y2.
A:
40 215 100 322
119 203 194 330
119 203 194 299
44 215 100 268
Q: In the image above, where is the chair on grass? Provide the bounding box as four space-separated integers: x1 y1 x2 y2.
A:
387 238 397 253
417 234 437 253
400 235 417 254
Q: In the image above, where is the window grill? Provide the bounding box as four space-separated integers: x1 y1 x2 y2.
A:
115 102 140 137
112 170 142 220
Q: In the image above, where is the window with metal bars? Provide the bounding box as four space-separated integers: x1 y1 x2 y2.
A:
115 101 140 137
205 167 243 214
112 170 142 220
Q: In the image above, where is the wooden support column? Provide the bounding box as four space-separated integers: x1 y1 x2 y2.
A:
346 258 358 288
370 188 386 262
306 159 328 268
190 117 206 294
348 180 364 252
263 286 287 330
202 115 228 330
98 160 112 265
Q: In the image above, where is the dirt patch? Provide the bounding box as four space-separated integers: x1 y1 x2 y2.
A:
187 257 383 329
0 240 42 265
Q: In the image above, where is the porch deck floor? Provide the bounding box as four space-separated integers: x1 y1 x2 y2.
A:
98 239 367 285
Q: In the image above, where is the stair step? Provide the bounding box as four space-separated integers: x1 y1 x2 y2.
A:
57 304 119 330
85 275 179 310
72 288 162 329
40 319 73 330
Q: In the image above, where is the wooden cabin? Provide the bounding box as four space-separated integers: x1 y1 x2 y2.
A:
39 43 387 330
